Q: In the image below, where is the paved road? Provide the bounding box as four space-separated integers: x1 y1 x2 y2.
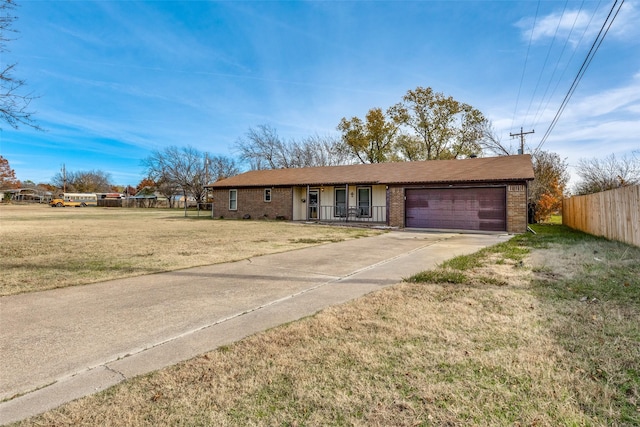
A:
0 231 508 424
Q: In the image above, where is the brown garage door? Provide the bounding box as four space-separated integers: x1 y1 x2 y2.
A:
405 187 506 231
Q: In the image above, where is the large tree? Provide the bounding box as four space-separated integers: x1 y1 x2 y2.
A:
235 125 350 170
0 154 19 188
72 170 112 193
337 107 400 164
235 125 287 170
143 146 239 205
144 146 206 204
389 86 487 160
207 155 240 182
287 134 352 168
573 153 640 195
1 0 40 130
529 151 569 222
51 169 112 193
392 133 424 161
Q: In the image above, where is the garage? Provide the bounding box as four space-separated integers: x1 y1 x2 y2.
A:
405 187 506 231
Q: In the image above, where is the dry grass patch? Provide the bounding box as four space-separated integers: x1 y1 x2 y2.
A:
12 224 640 426
16 282 588 426
0 205 379 296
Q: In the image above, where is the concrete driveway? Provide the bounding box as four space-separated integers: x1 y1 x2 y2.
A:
0 231 508 424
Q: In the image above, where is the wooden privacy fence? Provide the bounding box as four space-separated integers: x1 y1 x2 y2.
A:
563 185 640 247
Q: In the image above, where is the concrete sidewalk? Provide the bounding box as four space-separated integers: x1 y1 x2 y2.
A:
0 231 508 424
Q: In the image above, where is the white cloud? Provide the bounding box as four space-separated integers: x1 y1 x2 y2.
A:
607 0 640 40
531 9 593 45
518 1 640 46
490 71 640 186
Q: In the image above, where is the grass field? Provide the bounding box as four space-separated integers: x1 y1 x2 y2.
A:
0 204 380 296
13 223 640 426
545 213 562 224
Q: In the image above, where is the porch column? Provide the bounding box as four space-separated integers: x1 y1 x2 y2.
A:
385 185 390 226
306 185 310 221
345 183 349 223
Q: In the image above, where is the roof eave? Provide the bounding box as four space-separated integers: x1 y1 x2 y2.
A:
208 177 534 189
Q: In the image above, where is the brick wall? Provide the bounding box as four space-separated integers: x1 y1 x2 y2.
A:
388 187 405 228
506 183 528 233
211 187 293 220
212 182 529 232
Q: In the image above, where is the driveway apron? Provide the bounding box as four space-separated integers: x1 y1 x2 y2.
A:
0 231 508 424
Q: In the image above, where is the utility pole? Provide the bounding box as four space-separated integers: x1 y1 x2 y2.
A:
204 153 209 185
510 127 534 154
62 164 67 193
204 153 210 210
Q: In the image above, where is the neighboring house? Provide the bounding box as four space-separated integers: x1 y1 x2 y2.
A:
172 193 197 208
129 192 158 208
207 155 535 233
0 188 52 203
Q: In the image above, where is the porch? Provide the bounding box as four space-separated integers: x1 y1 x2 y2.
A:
313 205 387 224
292 185 387 224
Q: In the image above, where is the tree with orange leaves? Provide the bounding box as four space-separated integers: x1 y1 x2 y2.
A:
0 155 20 189
535 177 564 222
530 151 569 223
136 177 156 193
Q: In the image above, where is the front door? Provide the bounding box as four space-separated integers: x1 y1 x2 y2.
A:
308 189 319 219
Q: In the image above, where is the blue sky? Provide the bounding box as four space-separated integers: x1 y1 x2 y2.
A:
1 0 639 188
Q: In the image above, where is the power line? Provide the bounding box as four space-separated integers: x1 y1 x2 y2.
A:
531 0 602 131
529 0 592 130
510 0 541 131
522 0 569 126
534 0 624 155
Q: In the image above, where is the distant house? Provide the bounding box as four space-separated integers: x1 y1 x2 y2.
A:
0 188 52 203
206 155 535 233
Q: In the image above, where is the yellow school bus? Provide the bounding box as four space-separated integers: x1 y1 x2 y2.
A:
50 193 98 207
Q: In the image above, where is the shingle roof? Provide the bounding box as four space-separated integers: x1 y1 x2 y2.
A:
208 155 534 188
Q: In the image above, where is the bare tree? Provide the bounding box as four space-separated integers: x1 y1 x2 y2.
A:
235 125 351 170
208 155 240 181
479 122 518 156
144 146 205 204
1 0 41 130
288 134 353 167
235 125 289 170
574 153 640 195
144 147 239 205
156 179 180 208
51 169 112 193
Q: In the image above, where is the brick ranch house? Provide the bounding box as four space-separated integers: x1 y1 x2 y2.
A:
207 155 535 233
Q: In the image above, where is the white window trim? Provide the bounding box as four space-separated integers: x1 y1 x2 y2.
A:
229 189 237 211
334 187 346 217
264 188 272 202
357 186 372 218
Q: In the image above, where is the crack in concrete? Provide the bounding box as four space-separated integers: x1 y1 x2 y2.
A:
103 365 126 382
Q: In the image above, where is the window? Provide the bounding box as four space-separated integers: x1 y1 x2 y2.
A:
264 188 272 202
334 188 346 217
229 189 237 210
357 187 371 217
